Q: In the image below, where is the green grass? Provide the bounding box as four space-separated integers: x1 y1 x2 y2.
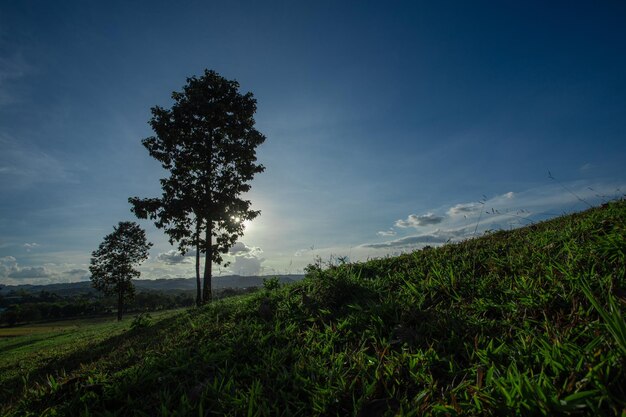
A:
0 310 182 411
1 201 625 416
0 316 125 338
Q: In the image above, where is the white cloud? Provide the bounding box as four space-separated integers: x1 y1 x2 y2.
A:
395 213 444 228
229 242 252 255
0 256 17 276
376 229 396 237
23 242 40 252
230 255 264 276
227 242 265 275
363 227 470 249
8 266 51 279
65 268 90 280
147 243 268 278
137 262 194 280
294 248 314 257
447 202 482 216
362 182 626 257
362 233 448 249
228 242 262 257
0 256 92 285
156 250 191 265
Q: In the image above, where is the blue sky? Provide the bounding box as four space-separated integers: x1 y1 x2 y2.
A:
1 1 625 285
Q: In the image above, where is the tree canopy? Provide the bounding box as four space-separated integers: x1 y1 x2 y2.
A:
130 69 265 304
89 221 152 320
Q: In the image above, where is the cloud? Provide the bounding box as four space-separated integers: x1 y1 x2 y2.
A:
362 228 470 249
229 242 262 257
137 263 192 280
294 248 314 257
23 242 40 252
0 256 95 285
445 193 518 220
447 203 482 216
395 213 444 228
156 250 191 265
0 256 17 276
367 183 625 256
228 242 265 275
230 255 265 276
364 193 523 252
8 266 51 279
362 234 448 249
229 242 253 255
149 242 266 277
65 268 90 280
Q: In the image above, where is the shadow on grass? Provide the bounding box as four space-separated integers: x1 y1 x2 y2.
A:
0 313 183 407
0 332 70 355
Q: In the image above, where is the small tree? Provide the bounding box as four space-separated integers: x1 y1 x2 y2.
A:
89 221 152 321
130 69 265 304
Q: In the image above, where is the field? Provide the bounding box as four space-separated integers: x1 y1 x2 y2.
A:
1 201 625 416
0 311 182 411
0 316 123 338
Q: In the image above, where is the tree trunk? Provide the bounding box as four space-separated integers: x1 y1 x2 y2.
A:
203 134 213 304
195 220 202 306
117 291 123 321
202 220 212 303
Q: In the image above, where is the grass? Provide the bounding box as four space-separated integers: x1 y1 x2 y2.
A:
0 316 124 338
1 201 625 416
0 310 182 410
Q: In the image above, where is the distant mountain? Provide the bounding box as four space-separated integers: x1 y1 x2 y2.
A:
135 275 305 291
0 274 305 296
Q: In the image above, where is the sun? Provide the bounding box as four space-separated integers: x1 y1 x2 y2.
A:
230 216 253 232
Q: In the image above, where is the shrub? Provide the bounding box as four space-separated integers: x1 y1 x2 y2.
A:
130 312 153 330
263 277 281 291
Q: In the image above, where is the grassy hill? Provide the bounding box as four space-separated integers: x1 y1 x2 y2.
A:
1 201 625 416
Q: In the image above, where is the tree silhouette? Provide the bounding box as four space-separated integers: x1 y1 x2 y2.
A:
89 221 152 320
130 69 265 304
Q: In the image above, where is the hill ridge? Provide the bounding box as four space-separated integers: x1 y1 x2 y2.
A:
0 274 305 296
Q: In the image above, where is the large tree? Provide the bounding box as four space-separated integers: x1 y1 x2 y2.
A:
130 69 265 304
89 221 152 320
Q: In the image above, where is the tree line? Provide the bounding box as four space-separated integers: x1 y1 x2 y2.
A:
0 290 194 326
0 286 260 326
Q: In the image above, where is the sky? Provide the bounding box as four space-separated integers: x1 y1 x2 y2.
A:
1 1 625 285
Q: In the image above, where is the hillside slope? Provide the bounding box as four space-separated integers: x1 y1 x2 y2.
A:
2 201 625 416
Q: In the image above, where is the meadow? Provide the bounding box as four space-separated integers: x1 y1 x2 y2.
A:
1 200 624 416
0 316 122 337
